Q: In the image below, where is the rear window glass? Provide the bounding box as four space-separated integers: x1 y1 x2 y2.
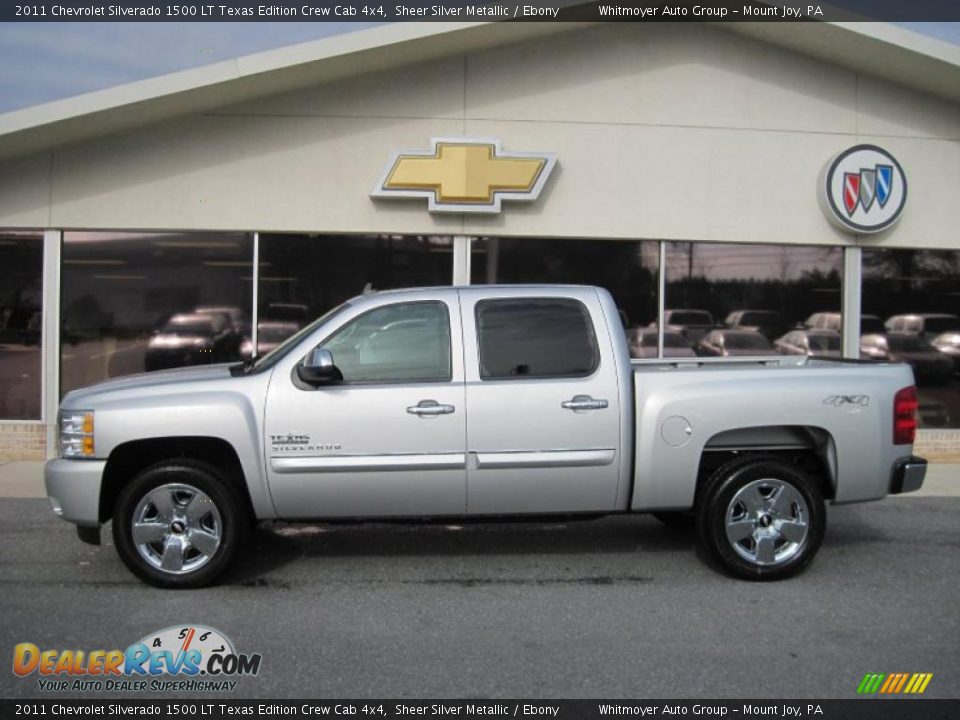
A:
476 299 598 379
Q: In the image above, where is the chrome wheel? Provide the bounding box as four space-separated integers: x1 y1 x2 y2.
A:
724 478 809 567
132 483 222 575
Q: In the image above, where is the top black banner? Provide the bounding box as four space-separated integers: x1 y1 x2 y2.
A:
6 0 960 22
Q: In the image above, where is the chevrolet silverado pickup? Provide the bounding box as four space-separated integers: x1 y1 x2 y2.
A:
45 285 927 587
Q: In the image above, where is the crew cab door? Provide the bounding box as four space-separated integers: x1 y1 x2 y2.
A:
264 293 466 518
460 288 622 514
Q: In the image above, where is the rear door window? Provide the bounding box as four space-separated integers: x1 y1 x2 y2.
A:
476 299 598 380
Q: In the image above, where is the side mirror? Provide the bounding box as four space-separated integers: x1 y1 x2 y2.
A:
296 348 343 386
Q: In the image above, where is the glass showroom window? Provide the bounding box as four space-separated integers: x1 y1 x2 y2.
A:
0 231 43 419
862 248 960 429
470 237 659 357
61 231 254 396
663 242 843 359
256 234 454 355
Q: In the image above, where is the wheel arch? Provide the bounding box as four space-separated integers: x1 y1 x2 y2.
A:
697 425 837 502
99 436 254 524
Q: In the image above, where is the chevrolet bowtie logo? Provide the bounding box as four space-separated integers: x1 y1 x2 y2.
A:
371 137 557 213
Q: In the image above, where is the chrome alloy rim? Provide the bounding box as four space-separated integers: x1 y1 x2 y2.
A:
724 478 809 567
132 483 222 575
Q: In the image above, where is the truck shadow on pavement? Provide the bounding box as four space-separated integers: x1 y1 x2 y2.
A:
220 504 899 588
222 514 702 587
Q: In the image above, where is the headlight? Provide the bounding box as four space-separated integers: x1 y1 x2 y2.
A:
59 410 95 458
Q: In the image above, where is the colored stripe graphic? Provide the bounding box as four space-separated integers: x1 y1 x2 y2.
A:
857 674 884 694
858 673 932 694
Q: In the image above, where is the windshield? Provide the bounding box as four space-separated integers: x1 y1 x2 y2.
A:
246 303 350 373
724 333 772 350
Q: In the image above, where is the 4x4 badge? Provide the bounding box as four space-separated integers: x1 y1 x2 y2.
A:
824 395 870 407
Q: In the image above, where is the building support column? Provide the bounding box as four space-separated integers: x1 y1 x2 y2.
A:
657 241 666 358
41 229 62 459
452 235 472 285
251 232 260 354
842 246 862 359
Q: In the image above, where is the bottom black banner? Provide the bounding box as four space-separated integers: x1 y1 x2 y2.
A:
2 700 957 720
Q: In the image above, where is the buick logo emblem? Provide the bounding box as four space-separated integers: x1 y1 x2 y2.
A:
820 145 907 234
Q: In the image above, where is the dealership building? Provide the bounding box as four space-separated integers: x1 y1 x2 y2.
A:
0 20 958 462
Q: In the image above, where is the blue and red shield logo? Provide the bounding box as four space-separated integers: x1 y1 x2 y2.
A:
822 145 906 234
843 164 891 216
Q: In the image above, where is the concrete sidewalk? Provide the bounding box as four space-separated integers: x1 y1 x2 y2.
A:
1 459 957 499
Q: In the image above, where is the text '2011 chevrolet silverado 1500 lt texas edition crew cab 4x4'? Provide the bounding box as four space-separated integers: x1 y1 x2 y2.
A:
45 285 927 587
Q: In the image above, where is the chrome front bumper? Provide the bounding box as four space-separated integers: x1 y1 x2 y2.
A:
44 459 106 527
890 455 927 495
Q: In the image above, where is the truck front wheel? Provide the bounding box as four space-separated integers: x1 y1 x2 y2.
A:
112 460 248 588
697 456 825 580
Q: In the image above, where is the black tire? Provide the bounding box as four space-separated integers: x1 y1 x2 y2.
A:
696 455 825 580
652 511 696 529
112 460 249 588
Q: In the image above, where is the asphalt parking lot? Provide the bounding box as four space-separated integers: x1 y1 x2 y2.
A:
1 482 958 701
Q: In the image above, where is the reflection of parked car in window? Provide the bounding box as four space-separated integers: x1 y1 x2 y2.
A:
244 321 302 358
196 306 248 354
775 330 842 358
918 399 950 428
662 309 716 343
696 329 778 357
626 328 695 359
860 333 954 384
931 333 960 373
145 313 238 371
724 310 786 342
884 313 960 342
195 305 246 330
803 312 885 336
266 303 310 324
0 305 42 346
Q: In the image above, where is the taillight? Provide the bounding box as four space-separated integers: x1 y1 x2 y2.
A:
893 386 918 445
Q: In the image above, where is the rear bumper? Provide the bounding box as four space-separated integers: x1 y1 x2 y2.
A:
890 455 927 495
44 459 106 527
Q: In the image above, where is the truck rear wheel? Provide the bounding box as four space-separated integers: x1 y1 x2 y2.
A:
112 460 248 588
696 456 825 580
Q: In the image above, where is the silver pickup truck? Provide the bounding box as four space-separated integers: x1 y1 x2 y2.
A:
45 285 927 587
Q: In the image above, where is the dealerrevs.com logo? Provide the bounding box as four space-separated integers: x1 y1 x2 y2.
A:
12 625 262 693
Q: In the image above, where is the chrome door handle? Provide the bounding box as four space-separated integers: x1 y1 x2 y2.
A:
407 400 455 417
561 395 609 411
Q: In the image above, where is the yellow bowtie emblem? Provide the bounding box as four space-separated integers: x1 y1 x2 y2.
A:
371 138 557 213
